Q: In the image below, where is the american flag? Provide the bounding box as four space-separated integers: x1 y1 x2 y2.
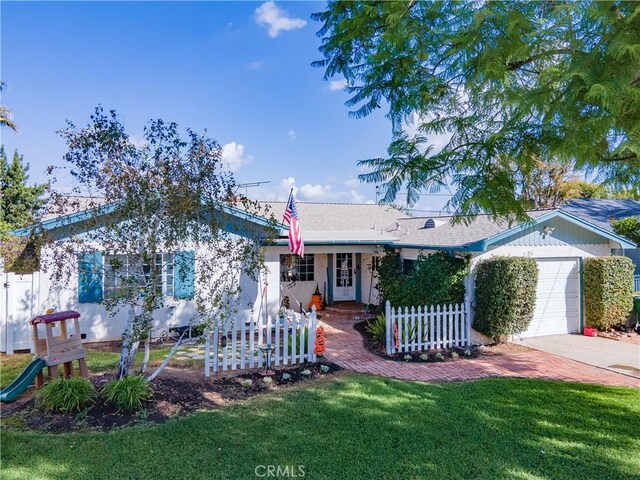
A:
283 191 304 258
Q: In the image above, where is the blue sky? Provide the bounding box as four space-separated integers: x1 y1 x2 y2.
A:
1 1 449 212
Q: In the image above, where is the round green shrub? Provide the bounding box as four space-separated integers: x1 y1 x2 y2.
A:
378 248 470 307
102 375 152 412
36 377 95 413
584 256 634 330
473 256 538 341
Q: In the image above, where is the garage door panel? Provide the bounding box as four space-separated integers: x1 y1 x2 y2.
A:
520 259 580 338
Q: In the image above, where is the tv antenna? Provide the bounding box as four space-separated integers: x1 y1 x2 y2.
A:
236 181 271 197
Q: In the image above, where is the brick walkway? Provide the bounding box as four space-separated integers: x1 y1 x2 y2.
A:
322 320 639 388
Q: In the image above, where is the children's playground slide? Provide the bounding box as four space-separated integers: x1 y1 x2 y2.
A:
0 358 46 402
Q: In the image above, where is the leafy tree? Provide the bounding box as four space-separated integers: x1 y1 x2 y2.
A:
313 1 640 219
42 107 276 379
0 147 47 232
0 82 17 131
0 147 47 273
611 216 640 245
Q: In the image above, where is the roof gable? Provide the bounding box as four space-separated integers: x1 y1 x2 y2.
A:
467 210 636 251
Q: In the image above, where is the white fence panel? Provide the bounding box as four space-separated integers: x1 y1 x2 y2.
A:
205 306 318 375
385 301 470 354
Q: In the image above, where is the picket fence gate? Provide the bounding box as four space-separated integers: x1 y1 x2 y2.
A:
204 306 318 375
385 301 470 354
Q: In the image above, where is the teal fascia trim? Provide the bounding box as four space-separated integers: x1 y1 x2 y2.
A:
390 244 473 252
13 202 287 238
12 202 121 237
466 210 636 252
219 204 287 236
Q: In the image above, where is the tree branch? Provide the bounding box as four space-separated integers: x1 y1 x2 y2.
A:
506 49 576 71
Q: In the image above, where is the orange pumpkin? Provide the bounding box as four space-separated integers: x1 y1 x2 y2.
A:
314 326 326 355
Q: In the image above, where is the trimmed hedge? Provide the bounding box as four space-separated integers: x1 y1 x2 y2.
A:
377 248 470 308
474 257 538 341
583 256 634 330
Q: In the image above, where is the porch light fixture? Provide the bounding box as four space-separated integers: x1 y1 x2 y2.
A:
543 226 555 236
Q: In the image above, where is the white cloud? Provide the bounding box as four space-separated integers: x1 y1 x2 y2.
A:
348 190 365 203
247 60 265 70
344 178 359 188
221 142 252 172
255 1 306 38
288 129 297 141
252 176 375 204
297 183 332 201
328 79 348 91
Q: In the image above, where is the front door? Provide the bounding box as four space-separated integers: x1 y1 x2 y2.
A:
334 253 355 301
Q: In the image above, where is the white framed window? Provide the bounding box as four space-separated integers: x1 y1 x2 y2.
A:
280 254 315 282
104 253 174 299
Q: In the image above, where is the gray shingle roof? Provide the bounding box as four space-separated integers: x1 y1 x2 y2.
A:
262 202 406 232
562 199 640 232
388 210 550 248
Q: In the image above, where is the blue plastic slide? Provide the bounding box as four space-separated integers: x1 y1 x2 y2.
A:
0 358 46 402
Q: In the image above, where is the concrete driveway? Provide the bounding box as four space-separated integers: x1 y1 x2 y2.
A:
519 334 640 380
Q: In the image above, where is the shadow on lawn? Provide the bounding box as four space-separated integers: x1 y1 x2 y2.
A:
2 375 639 480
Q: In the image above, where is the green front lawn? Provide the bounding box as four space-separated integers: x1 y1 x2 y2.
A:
0 347 177 388
2 375 639 480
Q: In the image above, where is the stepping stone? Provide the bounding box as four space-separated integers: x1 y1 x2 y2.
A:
188 348 200 352
191 355 205 360
174 356 190 361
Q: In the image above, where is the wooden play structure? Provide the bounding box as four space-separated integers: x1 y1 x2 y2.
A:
31 310 89 388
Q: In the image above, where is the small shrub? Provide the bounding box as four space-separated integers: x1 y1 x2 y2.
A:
474 256 538 341
419 353 429 361
403 354 412 361
37 377 95 413
320 365 330 373
241 379 253 388
435 352 445 361
450 352 459 359
102 375 152 412
463 349 472 357
301 369 312 377
281 373 291 381
263 376 273 384
584 256 634 330
365 314 386 347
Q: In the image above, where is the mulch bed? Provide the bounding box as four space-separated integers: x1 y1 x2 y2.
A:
1 361 341 433
353 320 532 363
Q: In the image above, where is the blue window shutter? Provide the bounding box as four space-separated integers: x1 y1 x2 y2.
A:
78 252 104 303
174 251 195 299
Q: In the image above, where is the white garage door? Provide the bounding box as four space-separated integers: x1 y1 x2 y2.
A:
520 259 580 338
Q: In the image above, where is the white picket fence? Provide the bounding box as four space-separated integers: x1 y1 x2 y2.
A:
204 306 318 375
385 301 470 354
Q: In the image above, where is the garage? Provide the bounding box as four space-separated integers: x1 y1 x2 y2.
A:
520 258 581 338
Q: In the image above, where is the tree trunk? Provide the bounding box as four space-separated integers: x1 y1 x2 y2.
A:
139 334 151 374
118 337 140 379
